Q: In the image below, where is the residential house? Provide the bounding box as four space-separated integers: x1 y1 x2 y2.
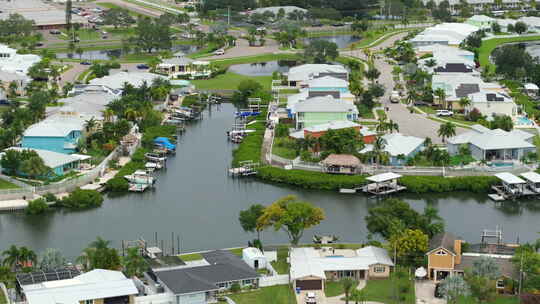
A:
289 121 376 145
22 114 85 154
286 64 348 88
293 95 358 129
156 51 211 79
431 74 502 109
409 23 479 47
0 70 30 95
242 247 267 270
360 133 425 166
415 44 475 61
17 268 138 304
523 83 539 98
420 0 526 15
146 250 260 304
287 89 355 117
467 91 518 118
447 124 535 161
419 51 476 75
0 147 82 177
306 76 350 93
46 91 119 120
466 15 495 29
290 246 394 291
432 63 479 76
89 71 168 91
250 6 307 16
426 231 519 293
321 154 361 174
0 44 41 75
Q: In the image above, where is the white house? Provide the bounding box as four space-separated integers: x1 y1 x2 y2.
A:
89 71 167 91
292 95 358 129
431 73 503 108
420 0 526 14
467 91 518 118
290 246 394 291
242 247 267 270
447 124 535 161
360 133 425 166
156 51 211 79
409 23 479 47
286 64 348 87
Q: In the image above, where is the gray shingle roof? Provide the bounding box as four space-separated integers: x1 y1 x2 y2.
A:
428 232 457 255
455 256 518 279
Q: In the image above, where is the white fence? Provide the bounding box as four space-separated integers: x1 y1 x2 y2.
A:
259 274 289 287
135 294 174 304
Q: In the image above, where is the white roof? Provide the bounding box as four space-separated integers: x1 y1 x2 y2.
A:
525 83 539 90
495 172 526 184
307 76 349 88
294 96 357 114
469 91 514 104
286 89 310 111
416 44 474 56
89 72 167 90
448 125 534 150
411 23 479 45
360 133 425 156
290 246 393 280
520 171 540 183
0 0 87 26
366 172 402 183
468 15 494 22
251 6 307 15
49 92 118 119
287 64 347 82
431 74 501 101
3 147 80 168
23 269 137 304
0 44 41 74
519 16 540 27
243 247 265 259
24 115 85 137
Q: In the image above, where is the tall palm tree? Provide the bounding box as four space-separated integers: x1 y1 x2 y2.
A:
341 278 356 304
90 236 111 250
425 58 437 68
387 120 399 133
18 246 37 267
438 122 457 143
2 245 20 269
434 88 447 109
458 97 471 111
102 109 115 123
373 136 386 165
84 117 97 133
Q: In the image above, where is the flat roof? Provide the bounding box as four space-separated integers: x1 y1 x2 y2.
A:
520 171 540 183
366 172 402 183
495 172 525 184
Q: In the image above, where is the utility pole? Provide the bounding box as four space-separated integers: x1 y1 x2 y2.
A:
518 251 524 296
227 6 230 26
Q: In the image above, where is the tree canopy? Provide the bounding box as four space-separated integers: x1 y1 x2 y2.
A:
304 40 339 64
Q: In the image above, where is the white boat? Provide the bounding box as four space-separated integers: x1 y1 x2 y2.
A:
145 162 162 170
145 153 167 162
124 170 155 185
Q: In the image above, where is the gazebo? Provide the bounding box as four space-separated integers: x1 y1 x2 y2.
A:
321 154 360 174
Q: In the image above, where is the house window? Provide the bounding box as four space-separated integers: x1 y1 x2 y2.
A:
496 280 505 288
374 266 386 273
85 300 94 304
242 279 252 285
436 250 447 256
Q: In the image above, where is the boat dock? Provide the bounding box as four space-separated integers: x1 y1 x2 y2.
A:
228 161 259 177
489 172 540 201
340 172 407 196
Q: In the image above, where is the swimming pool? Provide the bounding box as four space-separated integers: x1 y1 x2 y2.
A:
326 255 345 258
517 116 534 125
489 162 514 167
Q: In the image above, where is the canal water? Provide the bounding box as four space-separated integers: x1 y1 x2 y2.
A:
56 44 199 61
304 34 361 49
228 60 297 76
0 104 539 258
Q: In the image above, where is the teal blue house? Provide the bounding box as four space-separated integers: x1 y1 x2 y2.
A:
306 76 350 93
1 147 81 177
21 116 84 154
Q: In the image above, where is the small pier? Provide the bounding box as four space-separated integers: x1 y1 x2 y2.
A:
340 172 406 195
489 172 540 201
228 161 259 177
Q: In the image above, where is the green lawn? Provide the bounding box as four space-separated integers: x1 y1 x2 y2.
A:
272 137 297 160
324 280 359 297
348 28 413 49
0 288 6 304
358 275 415 304
478 35 540 69
228 285 295 304
376 109 387 120
178 253 203 261
192 72 271 90
270 247 289 275
457 295 519 304
0 178 20 189
229 248 243 256
97 2 147 17
417 105 436 114
209 53 300 69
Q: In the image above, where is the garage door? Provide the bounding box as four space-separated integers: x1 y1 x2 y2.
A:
296 279 322 290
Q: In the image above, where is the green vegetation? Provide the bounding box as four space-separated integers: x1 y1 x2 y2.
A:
478 35 540 68
178 253 203 261
272 137 297 159
349 29 412 49
257 166 366 190
270 247 289 274
325 280 359 297
57 188 103 210
98 2 146 18
0 178 20 189
400 175 498 193
228 248 243 256
192 72 271 90
209 54 300 69
228 285 295 304
0 288 6 304
359 274 415 304
232 120 266 167
457 295 519 304
25 198 50 215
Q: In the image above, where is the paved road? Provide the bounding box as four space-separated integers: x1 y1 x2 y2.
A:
200 36 282 60
95 0 164 17
58 63 89 86
341 32 467 144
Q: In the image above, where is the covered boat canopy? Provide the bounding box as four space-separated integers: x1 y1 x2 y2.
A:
520 171 540 183
495 172 525 184
366 172 402 183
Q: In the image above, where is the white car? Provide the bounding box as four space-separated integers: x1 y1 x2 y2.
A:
436 110 453 117
390 91 400 103
306 292 316 304
214 49 225 55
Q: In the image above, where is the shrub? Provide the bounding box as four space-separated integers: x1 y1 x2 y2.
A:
230 282 241 293
257 167 366 190
25 198 49 215
43 192 57 202
231 111 266 166
400 176 498 193
58 188 103 209
141 126 176 149
106 177 129 192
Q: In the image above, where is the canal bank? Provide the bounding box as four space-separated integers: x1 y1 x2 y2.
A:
0 103 539 258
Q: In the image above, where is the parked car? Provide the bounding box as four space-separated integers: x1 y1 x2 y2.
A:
137 64 149 69
49 29 61 34
434 283 443 298
390 91 400 103
305 292 317 304
436 109 454 117
332 22 345 27
214 49 225 55
80 61 91 65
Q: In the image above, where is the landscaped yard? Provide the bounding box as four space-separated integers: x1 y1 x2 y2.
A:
270 247 289 275
357 274 415 304
210 53 300 69
229 248 243 256
0 178 20 189
417 105 436 114
457 295 519 304
228 285 294 304
272 137 297 160
178 252 203 261
192 72 271 90
324 280 359 297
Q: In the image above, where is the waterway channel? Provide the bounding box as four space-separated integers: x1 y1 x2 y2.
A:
0 103 539 258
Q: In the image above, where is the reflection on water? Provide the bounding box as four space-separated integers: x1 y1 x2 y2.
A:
228 60 298 76
57 44 199 61
304 34 362 49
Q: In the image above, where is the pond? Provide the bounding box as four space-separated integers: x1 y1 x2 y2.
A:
0 103 539 258
56 44 199 61
227 60 298 76
524 42 540 58
304 34 362 49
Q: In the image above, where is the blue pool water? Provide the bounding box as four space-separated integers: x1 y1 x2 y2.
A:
326 255 345 258
517 117 534 125
490 162 514 167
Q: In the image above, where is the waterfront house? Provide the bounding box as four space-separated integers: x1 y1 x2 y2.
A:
156 51 211 79
524 83 539 98
290 246 393 291
22 114 85 154
431 74 502 109
321 154 361 174
17 268 138 304
286 89 355 117
89 71 168 91
47 91 118 121
306 76 350 93
1 147 82 177
409 23 479 47
447 124 535 161
465 15 495 28
360 133 425 166
467 91 518 118
286 64 348 88
415 44 475 60
293 95 358 129
146 250 260 304
426 231 518 293
0 44 41 75
289 121 376 144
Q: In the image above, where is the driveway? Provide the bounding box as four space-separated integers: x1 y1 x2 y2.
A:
296 290 326 304
200 37 282 60
57 62 90 86
341 32 467 144
415 281 446 304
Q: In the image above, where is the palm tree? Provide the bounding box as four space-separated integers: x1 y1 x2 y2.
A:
341 278 356 304
84 117 97 133
122 247 147 277
458 97 471 110
102 109 115 123
406 89 417 105
387 120 399 133
434 88 447 109
365 68 381 85
373 136 386 165
90 236 111 250
425 58 437 68
376 117 387 134
18 246 37 268
349 289 365 304
438 122 457 143
2 245 20 269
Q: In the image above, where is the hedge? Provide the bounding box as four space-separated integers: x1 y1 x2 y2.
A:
257 166 367 190
106 148 148 192
399 175 498 193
